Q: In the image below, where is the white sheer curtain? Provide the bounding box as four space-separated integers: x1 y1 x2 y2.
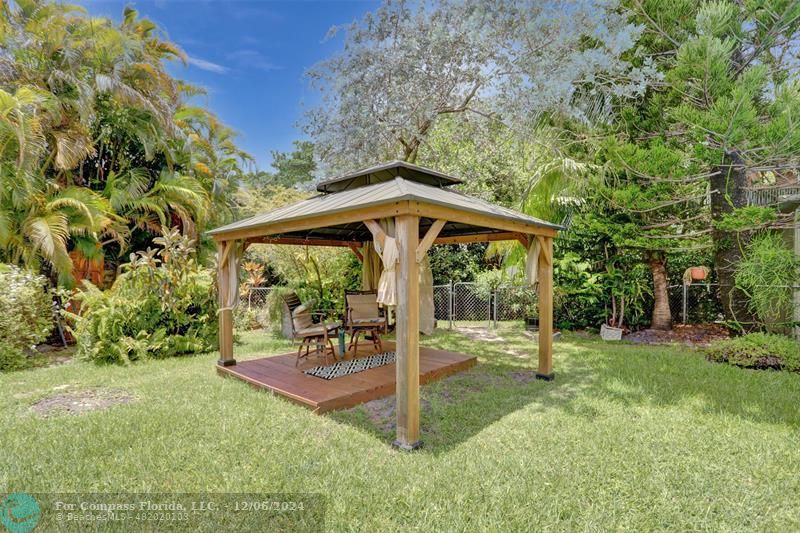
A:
372 218 398 307
367 217 435 333
525 238 541 286
218 241 242 312
375 234 399 306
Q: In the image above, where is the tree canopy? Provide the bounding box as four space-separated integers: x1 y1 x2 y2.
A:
305 0 655 170
0 1 249 285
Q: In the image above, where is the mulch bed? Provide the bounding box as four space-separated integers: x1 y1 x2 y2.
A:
624 324 730 347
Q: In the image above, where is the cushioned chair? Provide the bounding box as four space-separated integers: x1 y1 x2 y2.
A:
281 293 340 367
345 290 387 355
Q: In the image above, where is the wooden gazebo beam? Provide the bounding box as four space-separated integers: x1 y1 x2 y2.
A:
217 240 237 367
209 200 557 244
246 236 360 247
433 231 527 245
245 231 529 248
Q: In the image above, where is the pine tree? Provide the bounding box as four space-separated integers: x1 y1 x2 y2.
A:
615 0 800 327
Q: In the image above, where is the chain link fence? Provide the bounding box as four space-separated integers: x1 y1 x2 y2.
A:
244 282 532 330
668 283 724 324
243 283 798 337
241 287 281 310
669 283 800 339
434 282 533 327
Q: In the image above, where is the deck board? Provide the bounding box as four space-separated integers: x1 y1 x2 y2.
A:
216 341 477 413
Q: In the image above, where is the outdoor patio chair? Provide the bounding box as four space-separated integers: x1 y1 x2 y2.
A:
281 292 341 367
345 290 387 355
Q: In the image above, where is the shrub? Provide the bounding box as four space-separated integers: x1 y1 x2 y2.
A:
0 340 29 372
234 306 270 331
735 232 799 331
706 333 800 372
553 252 604 330
67 228 218 364
0 265 52 367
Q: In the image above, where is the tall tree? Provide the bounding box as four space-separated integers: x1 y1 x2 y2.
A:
245 140 316 189
615 0 800 327
305 0 654 170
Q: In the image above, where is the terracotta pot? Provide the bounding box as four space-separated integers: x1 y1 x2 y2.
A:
690 267 707 281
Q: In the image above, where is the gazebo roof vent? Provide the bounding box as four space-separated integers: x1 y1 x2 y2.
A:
316 160 462 193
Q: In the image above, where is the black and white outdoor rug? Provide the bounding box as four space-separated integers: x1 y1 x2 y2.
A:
304 352 396 380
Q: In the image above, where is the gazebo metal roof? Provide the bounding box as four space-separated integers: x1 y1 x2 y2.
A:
315 160 463 193
209 164 562 245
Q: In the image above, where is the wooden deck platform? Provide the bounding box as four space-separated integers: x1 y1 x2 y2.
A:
217 341 477 413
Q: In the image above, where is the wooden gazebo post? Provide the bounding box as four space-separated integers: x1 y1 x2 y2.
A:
394 214 421 449
536 236 554 380
218 240 236 367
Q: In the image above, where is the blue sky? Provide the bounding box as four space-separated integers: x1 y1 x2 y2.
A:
81 0 380 170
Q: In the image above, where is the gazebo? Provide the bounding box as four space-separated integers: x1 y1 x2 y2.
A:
209 161 562 449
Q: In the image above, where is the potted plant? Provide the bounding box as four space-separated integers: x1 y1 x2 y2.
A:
599 262 649 340
504 285 538 330
683 266 710 284
523 299 539 331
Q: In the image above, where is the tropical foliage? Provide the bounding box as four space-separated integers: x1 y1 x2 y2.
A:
2 0 797 350
304 0 799 336
0 1 249 286
735 233 800 332
606 0 800 326
0 264 52 371
67 227 217 364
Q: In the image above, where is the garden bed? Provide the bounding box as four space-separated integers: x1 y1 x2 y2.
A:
624 324 730 347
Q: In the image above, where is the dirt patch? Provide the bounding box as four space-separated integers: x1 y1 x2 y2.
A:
455 326 533 358
624 324 730 347
510 370 538 383
454 326 506 343
31 388 135 417
360 396 431 433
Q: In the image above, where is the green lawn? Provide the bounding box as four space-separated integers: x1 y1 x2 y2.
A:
2 324 799 531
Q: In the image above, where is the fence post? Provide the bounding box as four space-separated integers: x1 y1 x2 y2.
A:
448 280 454 329
492 289 498 329
682 283 688 325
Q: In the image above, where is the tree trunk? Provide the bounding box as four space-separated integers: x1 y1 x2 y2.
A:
710 149 756 329
647 251 672 330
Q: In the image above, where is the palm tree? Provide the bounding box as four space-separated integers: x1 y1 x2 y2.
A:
488 137 595 270
0 176 119 285
0 85 116 284
175 105 253 226
0 1 250 284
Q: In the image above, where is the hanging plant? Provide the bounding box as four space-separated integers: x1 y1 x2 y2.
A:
683 266 710 284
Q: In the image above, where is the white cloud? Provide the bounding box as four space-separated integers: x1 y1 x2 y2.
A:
228 50 281 72
187 56 229 74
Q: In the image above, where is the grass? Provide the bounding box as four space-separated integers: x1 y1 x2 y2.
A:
1 323 799 531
